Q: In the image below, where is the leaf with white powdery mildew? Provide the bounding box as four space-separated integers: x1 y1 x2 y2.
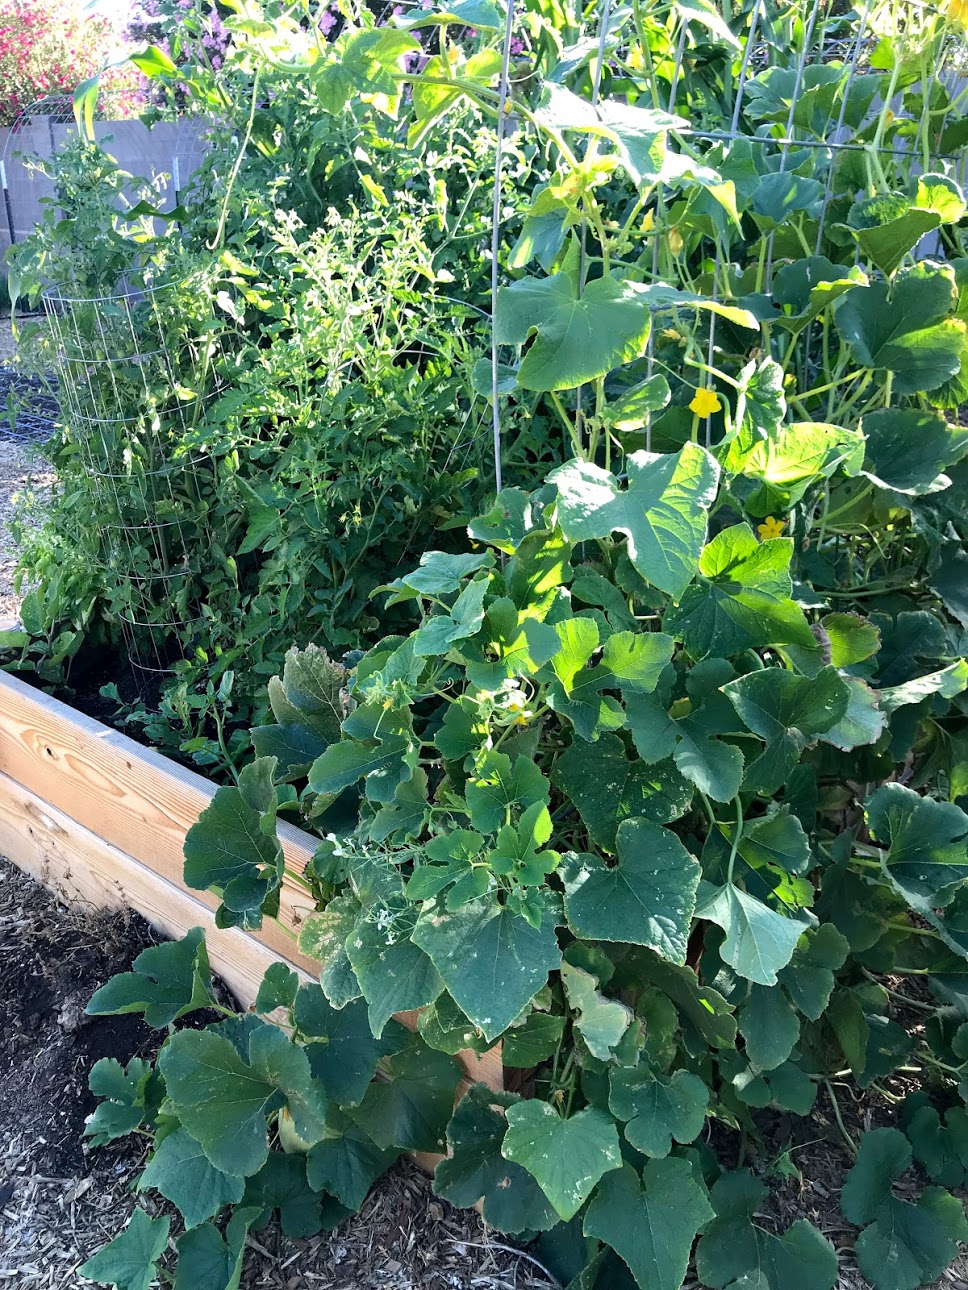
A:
561 817 700 963
412 898 562 1042
501 1102 622 1221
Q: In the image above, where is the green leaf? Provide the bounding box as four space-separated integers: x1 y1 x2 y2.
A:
296 895 362 1009
172 1208 257 1290
267 644 349 744
418 991 492 1056
904 1103 968 1188
751 172 823 228
842 1128 966 1290
696 1171 837 1289
433 1084 560 1233
131 43 178 76
295 986 409 1105
609 1064 709 1155
561 817 701 962
847 193 942 277
821 676 887 751
822 613 881 667
366 768 429 843
86 928 214 1028
78 1208 170 1290
352 1043 461 1154
665 527 816 660
464 598 562 691
138 1126 244 1228
241 1151 322 1238
865 783 968 918
346 921 444 1037
626 671 747 804
84 1058 156 1147
695 884 807 986
255 963 299 1015
614 950 737 1048
413 575 490 656
412 898 561 1042
733 1059 818 1116
306 1109 400 1210
184 787 283 910
773 256 867 332
860 408 968 495
551 446 719 599
553 735 692 847
466 751 551 833
583 1160 715 1290
724 667 851 795
730 421 865 504
596 100 686 187
544 619 674 741
738 985 800 1072
777 923 850 1020
159 1026 327 1177
403 0 503 27
835 264 966 394
501 1102 623 1221
502 1010 567 1067
561 960 632 1060
308 707 417 805
877 660 968 716
495 273 651 391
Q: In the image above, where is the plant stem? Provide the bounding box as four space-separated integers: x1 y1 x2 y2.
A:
825 1081 858 1157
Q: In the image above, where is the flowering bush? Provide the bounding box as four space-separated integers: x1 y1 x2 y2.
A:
0 0 143 126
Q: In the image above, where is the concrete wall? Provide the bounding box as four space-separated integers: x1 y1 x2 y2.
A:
0 118 208 256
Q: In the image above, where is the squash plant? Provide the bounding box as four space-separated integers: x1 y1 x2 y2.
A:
80 401 968 1289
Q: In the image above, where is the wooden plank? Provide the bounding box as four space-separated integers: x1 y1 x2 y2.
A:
0 768 305 1010
0 673 504 1092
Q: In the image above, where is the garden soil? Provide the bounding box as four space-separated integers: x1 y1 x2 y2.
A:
0 856 966 1289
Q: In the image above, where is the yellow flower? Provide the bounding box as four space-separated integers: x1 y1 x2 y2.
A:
757 515 787 540
947 0 968 27
689 387 722 417
668 227 684 256
640 210 655 233
661 326 686 346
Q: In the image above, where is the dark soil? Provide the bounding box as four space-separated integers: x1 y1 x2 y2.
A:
0 865 159 1177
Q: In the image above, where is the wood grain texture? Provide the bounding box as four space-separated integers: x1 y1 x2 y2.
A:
0 672 503 1093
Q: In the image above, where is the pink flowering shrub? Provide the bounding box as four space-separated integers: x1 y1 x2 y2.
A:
0 0 145 126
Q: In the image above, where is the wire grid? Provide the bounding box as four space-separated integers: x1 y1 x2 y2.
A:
42 275 228 678
488 0 968 478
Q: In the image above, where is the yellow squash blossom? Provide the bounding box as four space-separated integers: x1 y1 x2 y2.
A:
689 387 722 417
947 0 968 27
757 515 787 540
